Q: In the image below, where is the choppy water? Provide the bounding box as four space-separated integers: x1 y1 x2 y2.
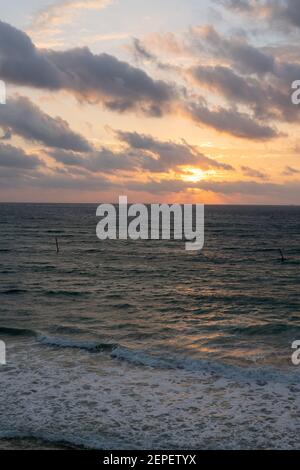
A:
0 204 299 449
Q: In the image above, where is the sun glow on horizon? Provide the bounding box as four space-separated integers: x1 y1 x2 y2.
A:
181 167 215 183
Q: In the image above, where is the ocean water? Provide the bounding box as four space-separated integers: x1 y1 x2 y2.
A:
0 203 299 449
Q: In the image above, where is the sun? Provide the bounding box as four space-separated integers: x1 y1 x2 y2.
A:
181 167 207 183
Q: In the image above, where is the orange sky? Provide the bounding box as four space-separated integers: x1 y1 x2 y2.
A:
0 0 299 204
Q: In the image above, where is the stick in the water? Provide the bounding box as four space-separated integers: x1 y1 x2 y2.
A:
279 249 285 262
55 237 59 254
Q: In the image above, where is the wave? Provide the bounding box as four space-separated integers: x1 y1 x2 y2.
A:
111 346 298 384
44 290 88 297
48 325 87 335
231 323 300 336
1 288 90 297
37 335 116 352
0 289 27 295
0 326 37 337
35 334 298 385
0 432 98 450
1 325 297 386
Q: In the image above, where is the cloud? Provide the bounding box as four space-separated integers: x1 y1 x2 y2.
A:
188 26 300 125
30 0 112 33
49 148 136 173
46 48 176 115
129 26 297 138
123 178 300 202
0 156 299 204
1 18 296 149
195 180 300 200
190 65 298 122
130 40 283 140
115 130 234 171
241 166 269 179
216 0 257 13
0 20 176 117
216 0 300 31
132 32 189 61
0 20 61 89
186 100 279 140
132 38 157 62
130 38 174 71
276 0 300 29
282 166 300 176
0 20 286 141
0 142 42 169
30 171 113 191
49 131 234 174
0 128 12 141
0 96 92 151
192 26 275 76
127 178 188 195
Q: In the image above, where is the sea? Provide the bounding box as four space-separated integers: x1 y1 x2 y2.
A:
0 203 299 449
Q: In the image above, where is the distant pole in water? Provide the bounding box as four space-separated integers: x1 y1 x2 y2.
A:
55 237 59 254
279 249 286 262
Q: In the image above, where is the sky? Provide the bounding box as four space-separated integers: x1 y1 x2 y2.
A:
0 0 300 204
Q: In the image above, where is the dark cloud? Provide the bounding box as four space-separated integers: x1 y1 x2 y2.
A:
186 100 278 140
282 166 300 176
192 65 262 103
192 26 275 76
129 29 295 138
190 65 300 122
0 20 62 89
189 24 300 125
130 38 173 71
194 24 300 86
125 178 300 202
217 0 300 30
0 20 176 116
116 130 234 171
279 0 300 29
45 48 176 115
191 64 299 122
0 158 298 203
49 148 136 173
0 169 114 192
0 96 92 151
0 20 280 141
30 172 113 191
132 38 157 62
241 166 269 179
0 128 12 140
195 180 300 200
216 0 253 11
49 131 234 174
0 142 42 169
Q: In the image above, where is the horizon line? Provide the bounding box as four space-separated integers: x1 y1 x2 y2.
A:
0 202 299 207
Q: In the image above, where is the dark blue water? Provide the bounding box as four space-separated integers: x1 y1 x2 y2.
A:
0 204 299 449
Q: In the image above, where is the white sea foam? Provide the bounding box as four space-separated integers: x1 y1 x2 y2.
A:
0 341 299 450
35 334 299 385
